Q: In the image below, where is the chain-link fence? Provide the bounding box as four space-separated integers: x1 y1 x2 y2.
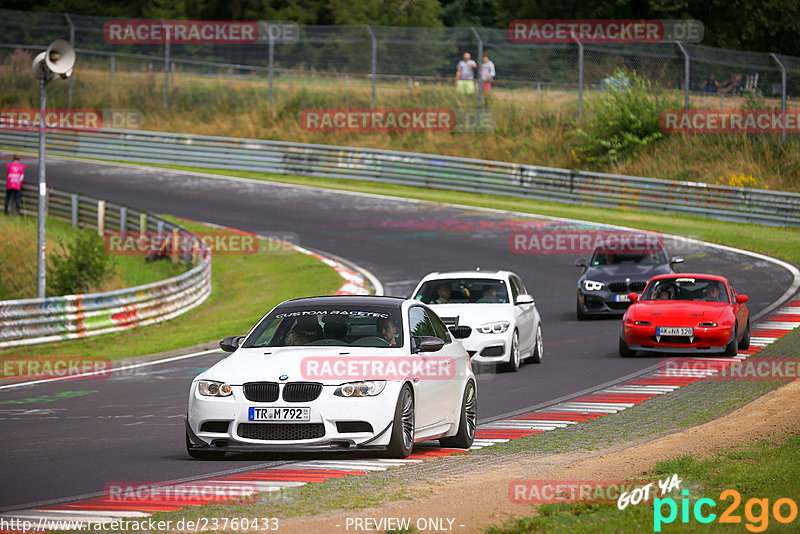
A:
1 8 798 117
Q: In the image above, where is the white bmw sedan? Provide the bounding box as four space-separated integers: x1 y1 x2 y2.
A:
186 296 476 459
412 270 543 371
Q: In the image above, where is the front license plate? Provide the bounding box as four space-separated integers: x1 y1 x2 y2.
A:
614 294 630 302
656 327 693 336
248 407 310 421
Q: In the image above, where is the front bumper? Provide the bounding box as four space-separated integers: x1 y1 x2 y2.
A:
578 289 631 315
457 331 512 364
622 324 733 354
187 382 399 452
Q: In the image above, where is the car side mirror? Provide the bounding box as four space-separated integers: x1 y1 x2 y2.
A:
414 336 445 353
574 260 587 268
670 257 684 265
628 292 639 303
219 335 244 352
515 294 535 305
448 325 472 339
736 294 748 304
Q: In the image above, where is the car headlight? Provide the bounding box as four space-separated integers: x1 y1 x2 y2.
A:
698 322 718 327
633 321 652 325
476 321 510 334
583 280 604 291
197 380 233 397
334 381 386 397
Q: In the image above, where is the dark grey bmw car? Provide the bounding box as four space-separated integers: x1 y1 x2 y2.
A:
575 244 683 320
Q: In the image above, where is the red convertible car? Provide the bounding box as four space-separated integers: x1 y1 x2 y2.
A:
619 274 750 357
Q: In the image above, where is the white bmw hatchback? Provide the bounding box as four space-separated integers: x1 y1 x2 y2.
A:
412 270 543 371
186 296 476 459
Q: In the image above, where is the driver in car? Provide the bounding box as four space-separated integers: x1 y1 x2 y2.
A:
376 317 398 346
478 285 502 303
322 315 349 340
705 284 725 302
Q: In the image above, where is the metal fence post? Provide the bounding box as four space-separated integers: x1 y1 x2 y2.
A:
119 206 127 237
139 212 147 233
268 29 274 105
574 36 583 121
676 42 690 111
770 53 787 144
470 27 483 110
97 200 105 236
110 55 115 81
64 13 75 108
365 25 377 108
36 79 47 298
162 20 170 111
70 193 78 227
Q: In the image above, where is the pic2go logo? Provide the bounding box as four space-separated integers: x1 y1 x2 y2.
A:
654 489 798 532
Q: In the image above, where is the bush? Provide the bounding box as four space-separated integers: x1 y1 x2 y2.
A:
48 230 113 295
574 68 679 167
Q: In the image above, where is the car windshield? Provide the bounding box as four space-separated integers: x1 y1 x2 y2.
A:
590 248 668 266
414 278 509 304
641 278 730 303
243 305 404 348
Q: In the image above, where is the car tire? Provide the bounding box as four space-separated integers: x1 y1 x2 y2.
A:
619 337 635 358
502 330 521 372
738 320 750 350
387 384 415 458
186 432 226 460
527 324 543 364
724 327 739 357
439 381 476 449
576 295 588 321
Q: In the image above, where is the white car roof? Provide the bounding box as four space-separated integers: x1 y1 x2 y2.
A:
418 270 517 282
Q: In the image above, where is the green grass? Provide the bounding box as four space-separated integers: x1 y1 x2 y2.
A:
486 432 800 533
144 163 800 265
0 217 343 360
0 214 183 300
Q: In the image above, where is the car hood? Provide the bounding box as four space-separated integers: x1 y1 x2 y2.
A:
583 263 672 282
426 303 514 327
198 346 406 385
629 301 729 324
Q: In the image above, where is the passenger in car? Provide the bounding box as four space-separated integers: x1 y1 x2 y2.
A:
376 318 398 346
286 331 310 345
291 315 322 342
436 284 452 304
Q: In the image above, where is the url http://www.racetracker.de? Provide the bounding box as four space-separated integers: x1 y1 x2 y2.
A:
0 516 280 532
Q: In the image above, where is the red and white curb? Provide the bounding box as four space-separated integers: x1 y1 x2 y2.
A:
3 300 797 529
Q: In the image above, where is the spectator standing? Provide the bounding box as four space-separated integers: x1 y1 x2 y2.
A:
480 54 496 93
455 53 477 94
5 155 24 216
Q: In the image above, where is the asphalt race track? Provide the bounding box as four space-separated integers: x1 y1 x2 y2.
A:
0 155 794 511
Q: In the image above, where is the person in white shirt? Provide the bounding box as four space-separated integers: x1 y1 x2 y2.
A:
455 53 477 94
480 54 496 93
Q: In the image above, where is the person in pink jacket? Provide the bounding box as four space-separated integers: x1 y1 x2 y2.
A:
5 155 24 215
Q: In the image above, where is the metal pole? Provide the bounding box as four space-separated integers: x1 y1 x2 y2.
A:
268 31 274 105
770 53 787 144
36 79 47 298
110 55 115 80
574 36 583 121
162 21 170 111
366 25 377 108
470 27 483 110
64 14 75 108
676 42 690 111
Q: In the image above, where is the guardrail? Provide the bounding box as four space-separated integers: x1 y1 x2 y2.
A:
0 185 212 349
1 128 799 226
